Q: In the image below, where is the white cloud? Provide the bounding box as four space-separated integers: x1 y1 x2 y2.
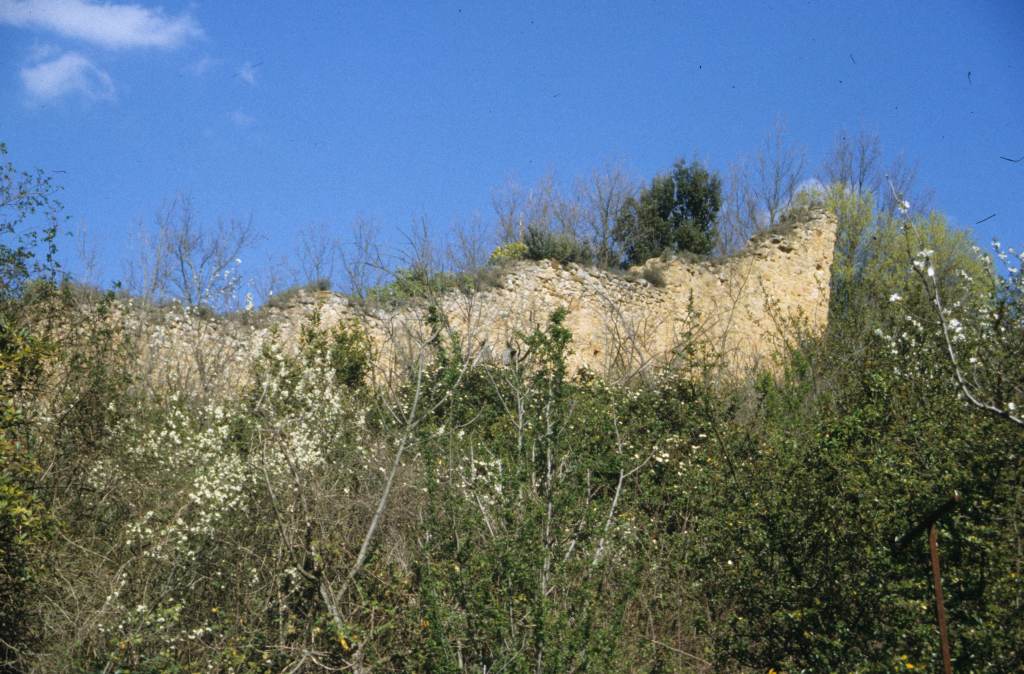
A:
0 0 202 50
188 54 217 76
229 109 255 127
27 41 60 61
20 50 115 101
237 61 257 85
794 177 826 195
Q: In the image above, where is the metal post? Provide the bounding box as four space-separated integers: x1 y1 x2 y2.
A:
929 523 953 674
893 491 961 674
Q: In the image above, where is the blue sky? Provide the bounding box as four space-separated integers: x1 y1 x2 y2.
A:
1 1 1022 291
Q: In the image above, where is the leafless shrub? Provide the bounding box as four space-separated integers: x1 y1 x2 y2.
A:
293 221 342 288
492 174 561 244
122 194 258 399
340 215 387 307
718 121 806 255
446 213 493 275
575 162 636 267
820 129 932 216
822 129 883 198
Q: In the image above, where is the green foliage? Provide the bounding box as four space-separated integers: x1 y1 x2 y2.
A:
364 264 508 308
687 311 1023 671
488 241 528 264
0 142 64 305
406 309 717 671
0 435 52 669
299 311 372 388
0 145 67 668
826 186 990 345
4 166 1023 672
522 224 593 264
614 159 721 265
776 185 827 229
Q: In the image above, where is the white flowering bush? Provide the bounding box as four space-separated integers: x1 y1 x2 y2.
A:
7 187 1022 671
866 230 1023 429
29 313 394 671
915 240 1023 425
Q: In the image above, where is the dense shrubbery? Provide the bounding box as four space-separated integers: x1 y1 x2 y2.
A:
362 264 508 308
522 224 594 265
613 159 722 265
2 149 1023 671
488 241 528 264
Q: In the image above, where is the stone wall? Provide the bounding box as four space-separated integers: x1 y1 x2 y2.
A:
131 208 837 392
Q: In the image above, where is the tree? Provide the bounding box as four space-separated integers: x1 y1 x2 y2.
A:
751 121 806 231
0 143 63 303
613 159 721 266
293 221 341 289
126 194 256 312
574 162 635 267
718 122 806 254
820 130 932 217
826 187 987 333
491 174 561 245
821 129 882 198
0 142 64 669
491 173 597 265
914 240 1023 428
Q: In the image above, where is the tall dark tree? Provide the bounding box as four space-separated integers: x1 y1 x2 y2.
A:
613 159 721 265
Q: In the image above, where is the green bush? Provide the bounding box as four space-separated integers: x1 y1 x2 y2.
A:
14 274 1024 671
0 435 52 668
776 185 827 228
688 323 1023 671
5 155 1022 671
488 241 528 264
299 311 372 388
523 225 593 264
613 158 721 265
362 266 458 306
0 144 65 668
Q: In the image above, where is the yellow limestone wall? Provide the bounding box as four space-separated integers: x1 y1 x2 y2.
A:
132 208 838 391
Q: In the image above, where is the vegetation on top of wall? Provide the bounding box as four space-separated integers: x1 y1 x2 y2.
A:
3 139 1022 672
522 224 594 265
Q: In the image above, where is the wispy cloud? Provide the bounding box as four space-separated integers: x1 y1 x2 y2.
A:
188 54 217 76
21 51 115 101
27 41 61 61
0 0 202 50
229 110 255 127
795 177 826 195
237 61 258 86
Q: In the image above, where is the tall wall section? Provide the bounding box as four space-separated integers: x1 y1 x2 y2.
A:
130 208 838 392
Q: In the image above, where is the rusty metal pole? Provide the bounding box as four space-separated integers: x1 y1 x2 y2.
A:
893 491 961 674
928 523 953 674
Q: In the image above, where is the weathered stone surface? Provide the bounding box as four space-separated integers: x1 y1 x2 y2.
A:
133 208 837 391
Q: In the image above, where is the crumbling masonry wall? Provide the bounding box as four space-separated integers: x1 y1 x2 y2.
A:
131 208 837 392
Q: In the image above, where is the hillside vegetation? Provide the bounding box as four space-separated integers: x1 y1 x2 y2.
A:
2 145 1023 673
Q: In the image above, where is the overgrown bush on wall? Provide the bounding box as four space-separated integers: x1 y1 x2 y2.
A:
523 224 593 265
613 158 722 266
488 241 528 264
